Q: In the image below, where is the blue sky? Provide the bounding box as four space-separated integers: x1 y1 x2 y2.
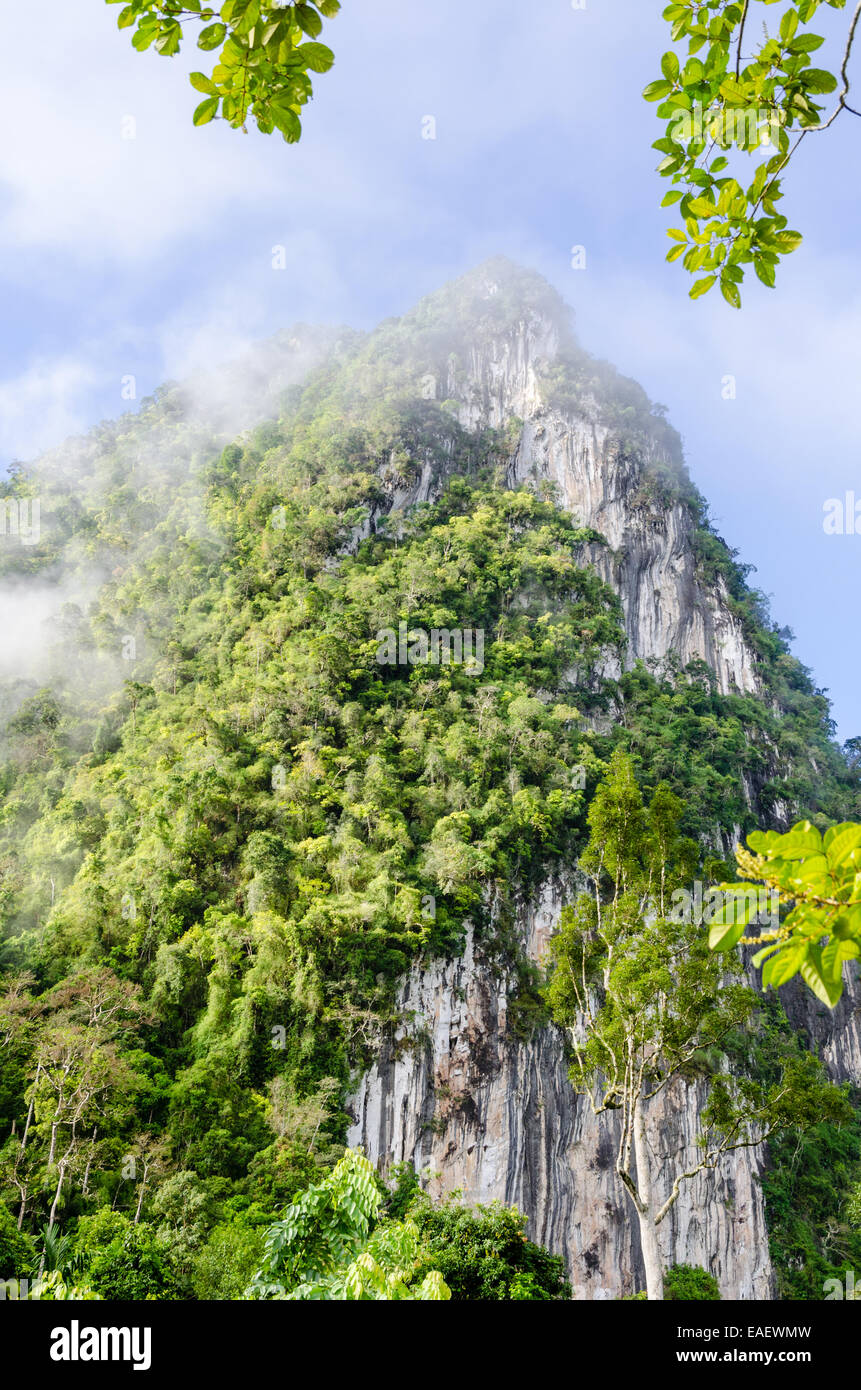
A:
2 0 859 740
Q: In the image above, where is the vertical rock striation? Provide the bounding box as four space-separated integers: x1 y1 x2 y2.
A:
348 888 774 1300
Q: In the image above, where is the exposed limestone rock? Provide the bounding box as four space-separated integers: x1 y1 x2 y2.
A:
508 415 756 695
348 891 774 1301
781 971 861 1083
374 292 757 694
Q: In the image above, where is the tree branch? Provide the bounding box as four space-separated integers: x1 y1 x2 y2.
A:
735 0 750 80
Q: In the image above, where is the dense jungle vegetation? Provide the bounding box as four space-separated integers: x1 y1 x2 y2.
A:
1 266 858 1298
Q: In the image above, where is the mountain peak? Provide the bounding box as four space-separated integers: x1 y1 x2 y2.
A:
402 257 574 343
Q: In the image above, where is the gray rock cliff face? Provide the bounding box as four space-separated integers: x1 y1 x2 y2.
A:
346 272 858 1298
348 886 776 1300
451 300 754 694
508 414 756 695
381 288 756 694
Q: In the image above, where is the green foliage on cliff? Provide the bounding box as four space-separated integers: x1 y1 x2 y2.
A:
0 269 858 1297
408 1196 571 1301
664 1264 722 1300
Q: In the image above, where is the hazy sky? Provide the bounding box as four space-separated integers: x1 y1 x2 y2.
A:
2 0 859 739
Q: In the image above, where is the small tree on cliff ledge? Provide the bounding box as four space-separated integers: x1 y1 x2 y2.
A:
546 749 849 1301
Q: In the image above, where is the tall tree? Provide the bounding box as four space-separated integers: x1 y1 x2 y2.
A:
546 750 850 1299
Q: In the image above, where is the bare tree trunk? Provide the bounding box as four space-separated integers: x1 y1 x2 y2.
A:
20 1061 40 1150
37 1161 67 1280
47 1118 59 1167
81 1126 97 1197
633 1098 664 1301
134 1162 149 1224
48 1161 66 1228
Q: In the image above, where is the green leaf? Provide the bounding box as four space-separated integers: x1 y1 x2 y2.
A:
825 824 861 870
800 69 838 94
643 80 673 102
190 72 219 95
154 23 182 56
295 3 324 38
773 230 803 252
271 103 303 141
779 8 799 42
198 22 227 50
788 34 825 54
778 822 822 858
751 942 782 969
800 949 844 1007
688 196 717 216
661 51 680 82
297 42 335 73
754 258 776 288
233 0 261 38
762 943 806 990
708 914 744 951
132 21 160 52
689 275 716 300
193 96 220 126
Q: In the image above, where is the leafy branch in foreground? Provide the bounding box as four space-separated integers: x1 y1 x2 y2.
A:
647 0 860 305
247 1148 450 1300
107 0 339 140
713 820 861 1004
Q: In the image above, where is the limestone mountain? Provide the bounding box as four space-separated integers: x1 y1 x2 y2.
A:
0 259 858 1300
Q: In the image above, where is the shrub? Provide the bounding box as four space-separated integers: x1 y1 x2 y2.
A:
412 1197 570 1300
87 1223 183 1300
191 1223 265 1300
0 1201 35 1279
664 1264 721 1300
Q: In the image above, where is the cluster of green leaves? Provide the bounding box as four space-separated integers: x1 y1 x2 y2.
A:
107 0 339 139
17 1271 103 1301
610 657 860 852
0 1199 35 1278
408 1195 570 1301
623 1262 723 1298
664 1262 722 1299
548 752 749 1118
249 1148 449 1299
249 1153 566 1301
712 819 861 1004
764 1119 861 1297
647 0 855 304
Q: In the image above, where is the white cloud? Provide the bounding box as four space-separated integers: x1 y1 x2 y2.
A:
0 2 286 264
0 357 101 462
